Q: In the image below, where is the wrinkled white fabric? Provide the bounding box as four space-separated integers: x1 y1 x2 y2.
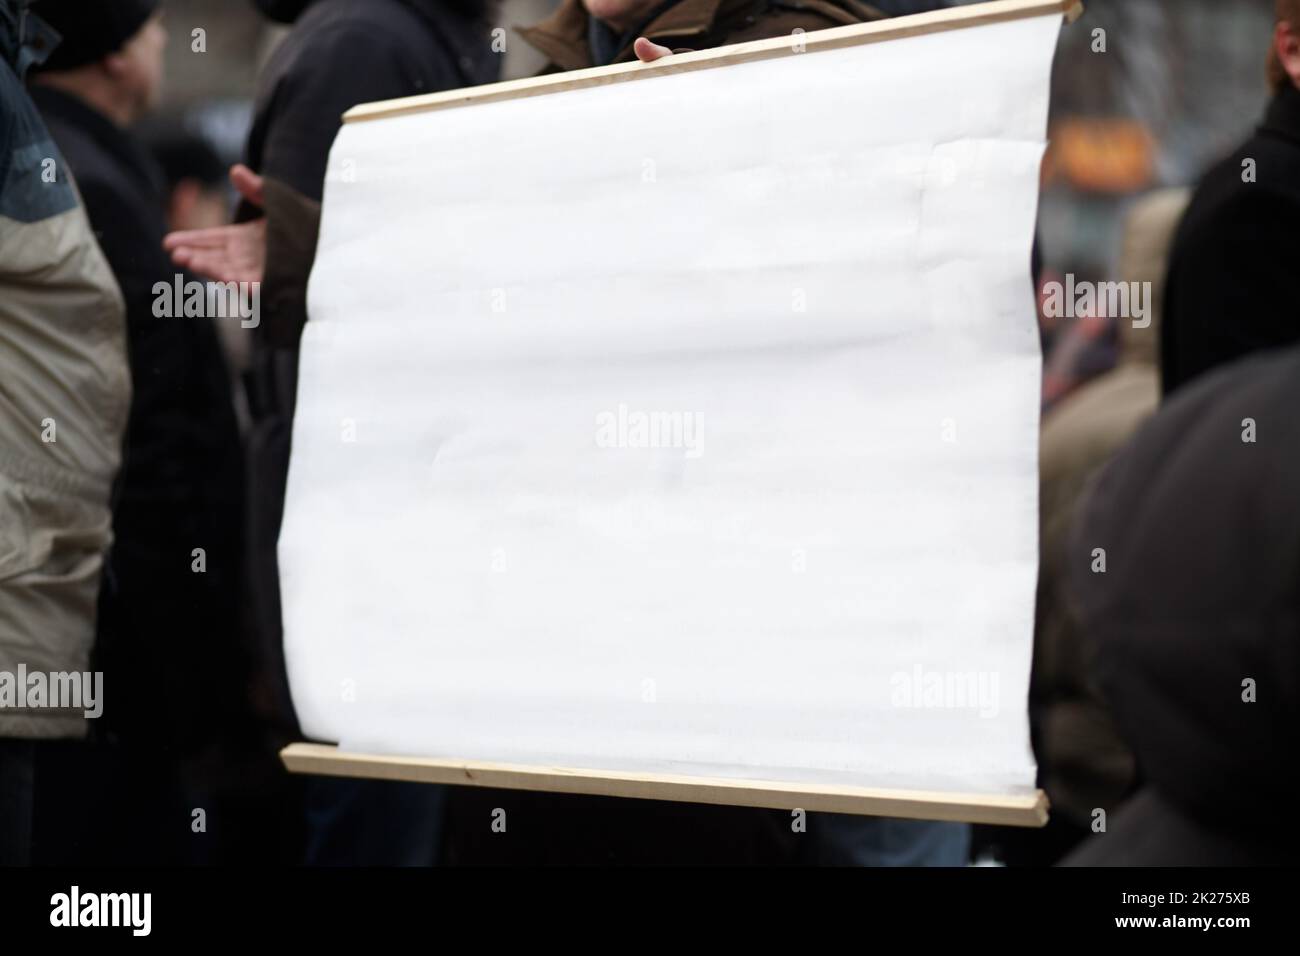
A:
283 12 1060 796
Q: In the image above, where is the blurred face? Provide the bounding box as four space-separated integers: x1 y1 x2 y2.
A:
581 0 662 33
167 180 229 233
110 13 168 117
1275 18 1300 90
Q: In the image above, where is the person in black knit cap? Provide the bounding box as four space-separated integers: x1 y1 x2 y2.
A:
29 0 250 864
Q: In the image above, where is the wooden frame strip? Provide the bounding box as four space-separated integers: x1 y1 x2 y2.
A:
282 743 1049 827
343 0 1081 124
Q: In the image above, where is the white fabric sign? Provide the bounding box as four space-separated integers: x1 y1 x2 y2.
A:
282 12 1060 797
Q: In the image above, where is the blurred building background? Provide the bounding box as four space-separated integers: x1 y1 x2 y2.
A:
1030 0 1276 405
1036 0 1275 280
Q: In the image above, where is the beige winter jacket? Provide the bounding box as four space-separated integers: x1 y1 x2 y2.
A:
0 66 130 738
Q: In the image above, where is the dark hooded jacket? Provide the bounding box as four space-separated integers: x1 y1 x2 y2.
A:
1161 83 1300 395
1065 345 1300 865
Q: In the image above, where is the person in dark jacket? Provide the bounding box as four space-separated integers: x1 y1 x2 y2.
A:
30 0 247 863
167 0 504 867
169 0 501 737
1064 344 1300 865
1160 0 1300 395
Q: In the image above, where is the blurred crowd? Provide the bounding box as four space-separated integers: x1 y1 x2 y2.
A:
0 0 1296 867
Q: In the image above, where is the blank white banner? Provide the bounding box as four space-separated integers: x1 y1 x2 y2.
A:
281 10 1060 797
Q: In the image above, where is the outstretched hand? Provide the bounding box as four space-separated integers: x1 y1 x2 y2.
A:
163 164 268 284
